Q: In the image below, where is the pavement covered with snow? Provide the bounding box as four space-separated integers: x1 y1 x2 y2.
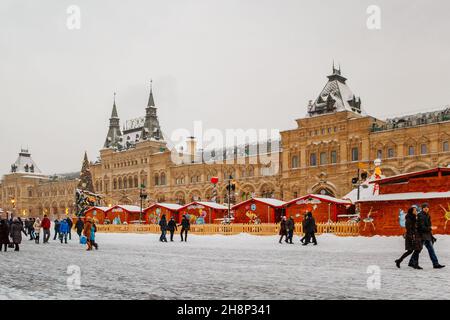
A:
0 233 449 300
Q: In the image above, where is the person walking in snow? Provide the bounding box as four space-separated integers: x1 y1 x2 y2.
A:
303 212 317 246
10 218 27 251
0 218 10 252
286 216 295 244
279 216 287 244
59 219 69 244
66 217 73 240
167 217 177 242
179 215 190 242
53 218 61 240
25 218 34 240
417 203 445 269
395 206 423 269
83 217 93 251
33 217 42 244
41 214 51 244
90 220 98 250
159 214 168 242
300 213 308 244
75 218 84 238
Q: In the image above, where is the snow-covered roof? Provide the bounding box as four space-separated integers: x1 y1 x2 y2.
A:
357 191 450 202
181 201 228 210
10 149 41 174
88 206 110 212
107 205 142 213
369 167 450 185
342 183 378 203
307 67 364 117
147 203 182 211
286 194 352 206
232 198 286 209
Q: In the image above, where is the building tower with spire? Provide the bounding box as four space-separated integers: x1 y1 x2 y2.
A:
141 80 163 141
307 64 363 117
104 93 123 149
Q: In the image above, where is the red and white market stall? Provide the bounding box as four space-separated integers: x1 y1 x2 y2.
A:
284 194 353 223
358 167 450 236
105 205 142 224
178 201 228 224
143 203 182 224
232 198 286 224
84 206 109 224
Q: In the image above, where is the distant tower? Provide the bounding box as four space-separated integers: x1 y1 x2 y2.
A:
104 93 123 149
141 80 163 141
77 152 95 193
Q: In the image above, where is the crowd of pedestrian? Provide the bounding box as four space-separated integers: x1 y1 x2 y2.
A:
279 212 317 246
395 203 445 270
158 214 190 242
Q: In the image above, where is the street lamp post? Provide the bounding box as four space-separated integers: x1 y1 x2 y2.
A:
139 184 147 224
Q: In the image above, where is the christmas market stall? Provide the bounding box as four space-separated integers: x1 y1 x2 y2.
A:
178 201 228 224
284 194 353 223
357 167 450 236
232 198 286 224
84 206 109 224
105 205 143 224
143 203 182 224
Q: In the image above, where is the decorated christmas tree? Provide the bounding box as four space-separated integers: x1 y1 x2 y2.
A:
77 152 95 192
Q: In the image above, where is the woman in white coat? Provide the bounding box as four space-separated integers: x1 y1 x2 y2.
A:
33 217 42 244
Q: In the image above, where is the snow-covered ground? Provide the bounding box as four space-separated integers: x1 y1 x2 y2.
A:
0 233 449 300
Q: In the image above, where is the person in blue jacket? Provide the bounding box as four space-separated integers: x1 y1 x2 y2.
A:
90 221 98 250
59 219 69 244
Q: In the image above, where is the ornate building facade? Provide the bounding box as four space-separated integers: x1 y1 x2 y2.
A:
2 67 450 217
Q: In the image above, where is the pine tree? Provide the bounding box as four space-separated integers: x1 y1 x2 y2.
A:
77 152 95 192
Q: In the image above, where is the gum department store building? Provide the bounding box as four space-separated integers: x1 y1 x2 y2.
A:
1 67 450 217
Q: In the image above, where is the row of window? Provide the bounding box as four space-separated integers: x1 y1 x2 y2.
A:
291 141 450 168
309 126 340 137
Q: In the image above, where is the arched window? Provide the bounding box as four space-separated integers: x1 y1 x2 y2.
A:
408 146 415 156
123 178 127 189
118 178 123 189
420 144 427 155
134 176 138 188
160 173 166 185
113 178 117 190
443 141 449 152
154 174 159 186
128 177 133 188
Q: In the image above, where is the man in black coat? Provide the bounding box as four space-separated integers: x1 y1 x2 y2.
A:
167 217 177 242
417 203 445 269
303 212 317 246
53 219 60 240
66 217 73 240
159 214 168 242
179 215 190 242
286 216 295 244
75 218 84 238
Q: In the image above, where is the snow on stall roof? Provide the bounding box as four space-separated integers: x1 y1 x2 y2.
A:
253 198 287 207
90 206 110 212
286 194 352 205
108 205 142 213
181 201 228 210
357 191 450 202
151 203 183 211
342 183 377 203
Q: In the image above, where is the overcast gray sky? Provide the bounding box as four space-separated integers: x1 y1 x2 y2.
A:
1 0 450 176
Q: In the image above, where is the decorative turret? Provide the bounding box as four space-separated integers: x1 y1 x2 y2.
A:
307 64 363 117
141 80 163 141
104 93 123 149
10 149 41 174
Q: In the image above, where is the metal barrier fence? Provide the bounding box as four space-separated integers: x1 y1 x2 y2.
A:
96 222 359 237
